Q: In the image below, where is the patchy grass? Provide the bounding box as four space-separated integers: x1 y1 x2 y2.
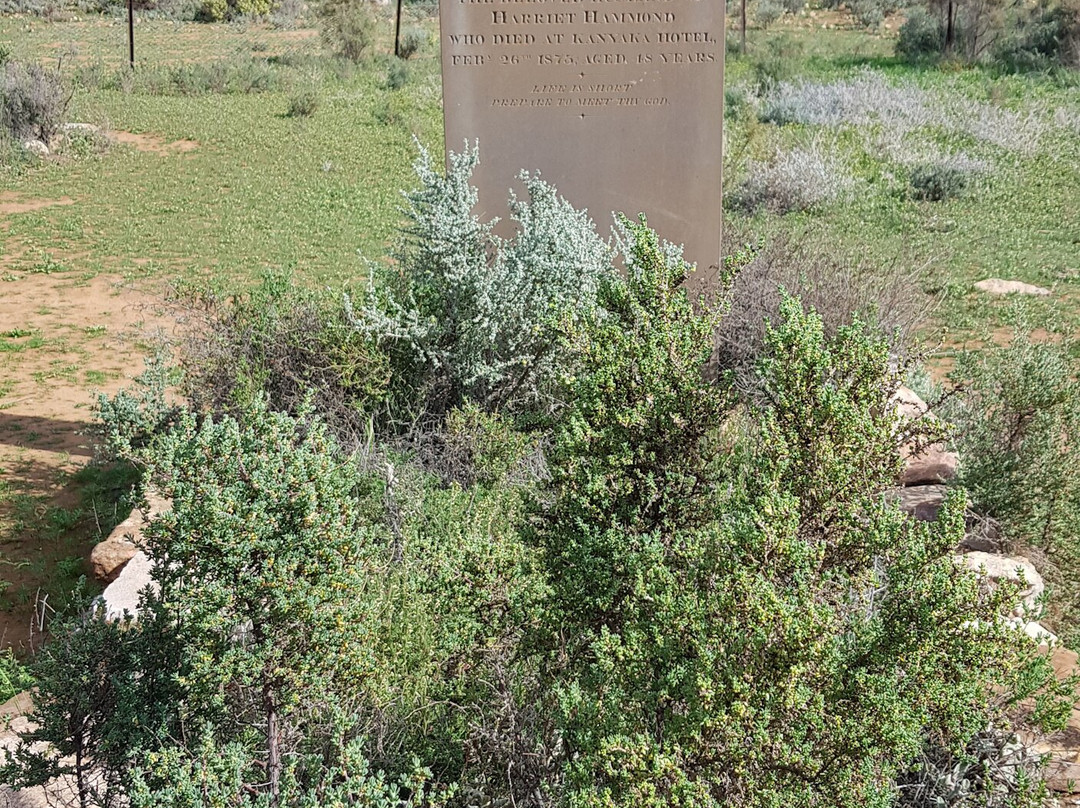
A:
1 17 443 287
724 30 1080 350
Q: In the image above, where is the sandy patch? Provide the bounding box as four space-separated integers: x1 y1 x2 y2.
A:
0 194 76 217
0 271 173 650
110 130 200 155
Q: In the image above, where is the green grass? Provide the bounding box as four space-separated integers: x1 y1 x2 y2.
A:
723 29 1080 347
1 18 443 287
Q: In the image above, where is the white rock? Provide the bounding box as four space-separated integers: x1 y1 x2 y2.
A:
1023 621 1058 644
21 139 48 158
958 551 1045 617
96 551 157 621
60 122 100 134
974 278 1051 296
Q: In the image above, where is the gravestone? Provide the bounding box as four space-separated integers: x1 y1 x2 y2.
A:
440 0 724 275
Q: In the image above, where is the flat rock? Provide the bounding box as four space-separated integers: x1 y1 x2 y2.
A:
958 551 1044 617
974 278 1051 296
88 491 170 583
97 551 156 621
893 484 949 522
20 140 48 158
901 443 960 486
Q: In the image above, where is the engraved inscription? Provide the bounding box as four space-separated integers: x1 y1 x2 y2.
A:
440 0 723 272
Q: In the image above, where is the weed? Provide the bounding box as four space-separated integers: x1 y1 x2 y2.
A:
909 155 989 201
396 25 428 59
730 140 856 214
385 57 410 90
286 87 319 117
758 70 1048 156
29 252 66 275
0 61 68 142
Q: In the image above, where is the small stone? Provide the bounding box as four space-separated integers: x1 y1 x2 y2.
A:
21 139 48 157
901 443 959 485
974 278 1051 296
89 537 139 583
891 484 948 522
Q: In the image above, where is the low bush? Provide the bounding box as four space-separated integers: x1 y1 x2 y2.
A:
397 25 428 59
994 0 1080 69
758 70 1046 157
286 86 319 116
196 0 269 21
908 154 989 200
78 58 281 96
351 143 615 425
944 320 1080 646
753 0 786 28
730 141 855 214
318 0 381 62
171 271 390 453
385 57 410 89
0 61 69 143
898 7 946 59
716 227 933 387
533 223 1064 806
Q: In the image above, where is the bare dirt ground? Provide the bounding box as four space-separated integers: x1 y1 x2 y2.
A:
0 194 172 650
109 130 200 155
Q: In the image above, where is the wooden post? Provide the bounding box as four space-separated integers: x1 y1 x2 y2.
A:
128 0 135 69
394 0 404 58
740 0 747 54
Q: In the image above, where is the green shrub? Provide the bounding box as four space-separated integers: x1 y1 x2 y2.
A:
1 61 68 142
898 8 945 61
396 25 428 59
385 57 409 90
533 221 1062 805
286 86 319 116
944 321 1080 645
994 0 1080 69
94 350 182 463
174 271 390 452
319 0 381 62
753 0 785 27
908 156 987 201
